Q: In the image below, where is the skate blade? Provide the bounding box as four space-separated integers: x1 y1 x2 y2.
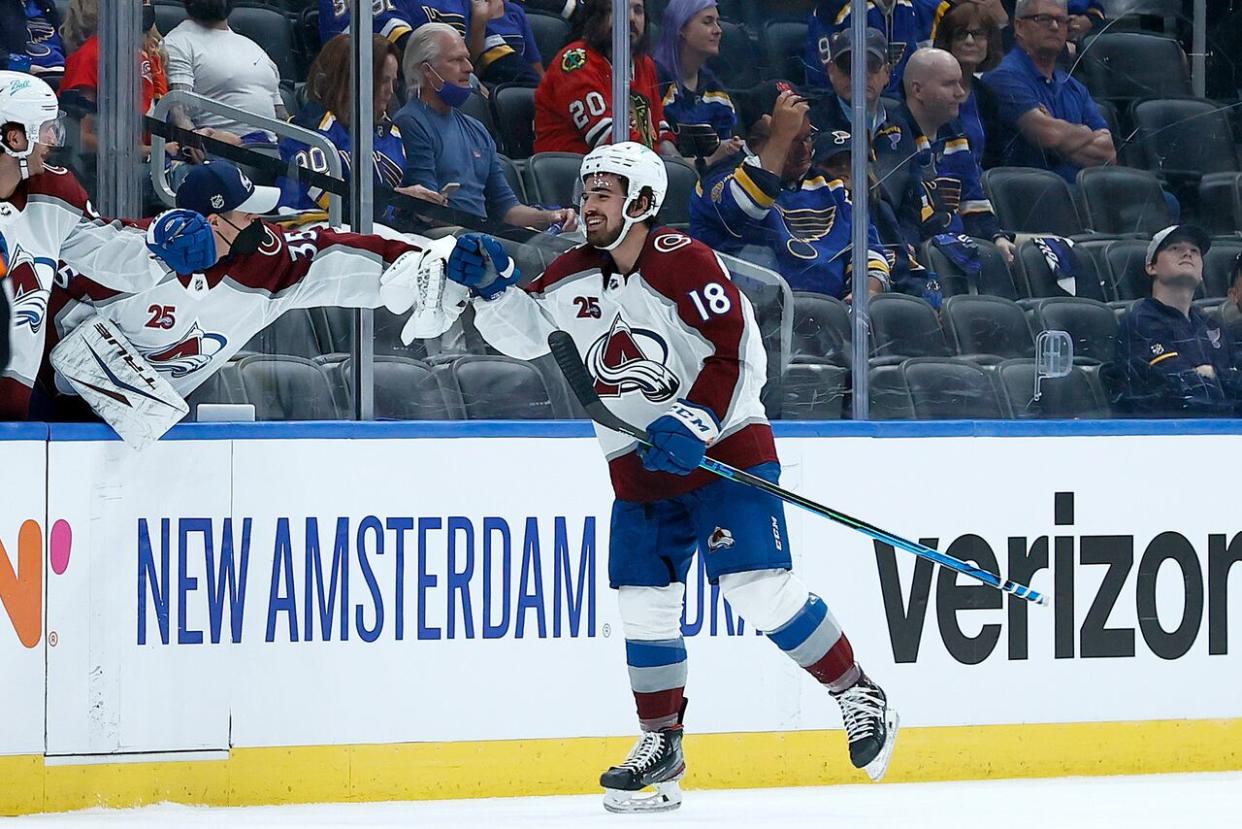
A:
864 707 900 782
602 780 683 814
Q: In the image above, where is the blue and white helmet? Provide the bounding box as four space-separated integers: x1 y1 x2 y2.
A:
0 70 64 178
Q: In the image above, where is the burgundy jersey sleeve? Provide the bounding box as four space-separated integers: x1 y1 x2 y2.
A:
223 224 422 294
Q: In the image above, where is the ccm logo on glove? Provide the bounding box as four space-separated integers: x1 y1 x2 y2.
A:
640 401 720 476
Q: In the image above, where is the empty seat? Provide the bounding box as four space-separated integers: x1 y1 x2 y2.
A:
942 295 1035 360
868 363 914 419
869 293 951 359
449 355 557 419
780 363 847 420
524 151 583 206
901 358 1006 419
1130 98 1240 182
1076 33 1191 103
240 308 324 358
498 154 527 202
1076 167 1172 236
995 360 1110 419
490 84 538 158
339 356 456 420
1099 239 1155 300
762 21 810 82
526 11 571 68
154 3 189 38
1204 239 1242 298
708 20 759 87
656 159 699 227
920 237 1018 299
236 354 340 420
1015 236 1109 301
460 90 496 139
792 291 851 365
228 5 300 81
1033 296 1118 363
983 167 1084 236
186 360 246 416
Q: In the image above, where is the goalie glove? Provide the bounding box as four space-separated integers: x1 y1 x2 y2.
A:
378 236 470 344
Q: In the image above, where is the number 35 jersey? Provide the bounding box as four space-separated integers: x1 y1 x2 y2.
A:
473 227 776 503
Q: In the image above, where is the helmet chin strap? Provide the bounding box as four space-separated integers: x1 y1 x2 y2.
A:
2 133 33 180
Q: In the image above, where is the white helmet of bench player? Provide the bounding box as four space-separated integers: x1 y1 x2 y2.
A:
580 141 667 251
0 70 65 179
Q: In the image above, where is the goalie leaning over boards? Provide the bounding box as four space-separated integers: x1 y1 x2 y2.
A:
442 141 899 813
42 159 479 447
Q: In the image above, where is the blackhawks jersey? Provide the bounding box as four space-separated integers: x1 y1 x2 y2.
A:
472 227 776 503
45 222 422 400
804 0 941 92
534 40 674 154
0 165 168 419
690 153 890 298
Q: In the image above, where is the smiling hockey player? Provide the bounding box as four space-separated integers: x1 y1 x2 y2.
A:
450 141 898 812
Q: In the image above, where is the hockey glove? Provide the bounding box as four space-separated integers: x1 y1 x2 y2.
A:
146 209 217 274
446 233 521 300
640 401 720 476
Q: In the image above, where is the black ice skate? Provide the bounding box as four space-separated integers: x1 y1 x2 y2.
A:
600 726 686 813
832 673 899 782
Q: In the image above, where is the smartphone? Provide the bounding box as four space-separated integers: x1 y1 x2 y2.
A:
440 182 461 197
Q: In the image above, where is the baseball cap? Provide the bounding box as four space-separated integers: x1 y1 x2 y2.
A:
829 27 888 64
738 79 801 136
814 128 854 163
1146 224 1211 266
176 161 281 216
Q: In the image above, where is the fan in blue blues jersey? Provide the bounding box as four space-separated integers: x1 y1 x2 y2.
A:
804 0 941 93
1 0 65 87
278 35 407 216
320 0 474 50
474 0 545 85
654 0 741 167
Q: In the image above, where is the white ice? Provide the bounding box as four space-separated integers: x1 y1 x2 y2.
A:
7 772 1240 828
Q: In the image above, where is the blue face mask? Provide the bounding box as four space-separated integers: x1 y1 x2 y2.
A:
425 63 472 108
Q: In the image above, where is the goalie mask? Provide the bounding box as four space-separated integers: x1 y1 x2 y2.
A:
0 71 65 181
580 142 668 252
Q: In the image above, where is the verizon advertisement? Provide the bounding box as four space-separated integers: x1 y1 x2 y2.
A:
1 431 1238 758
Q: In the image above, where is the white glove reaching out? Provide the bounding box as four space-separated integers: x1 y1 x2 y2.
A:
378 236 470 343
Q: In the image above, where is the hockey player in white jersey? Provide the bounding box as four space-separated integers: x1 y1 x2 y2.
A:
0 70 218 419
452 142 899 812
43 159 473 435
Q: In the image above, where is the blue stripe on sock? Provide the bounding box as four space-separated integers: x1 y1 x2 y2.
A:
626 638 687 668
766 595 828 652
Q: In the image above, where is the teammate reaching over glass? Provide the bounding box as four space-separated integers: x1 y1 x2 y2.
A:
450 141 899 813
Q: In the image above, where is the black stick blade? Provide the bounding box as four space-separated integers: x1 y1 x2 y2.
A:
548 330 600 408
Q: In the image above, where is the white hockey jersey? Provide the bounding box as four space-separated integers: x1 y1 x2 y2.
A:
0 165 166 418
46 222 423 399
473 227 777 503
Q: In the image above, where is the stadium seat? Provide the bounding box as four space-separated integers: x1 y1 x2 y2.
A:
295 6 321 77
490 84 538 158
526 11 571 67
1196 172 1240 236
901 358 1006 419
449 355 557 419
869 294 951 360
708 21 760 87
1130 98 1240 185
309 307 353 355
153 1 188 37
1099 238 1155 300
1202 238 1242 298
186 360 246 415
498 154 527 202
942 295 1035 360
228 5 300 81
372 308 432 360
1076 33 1192 104
920 237 1018 299
792 291 851 365
995 360 1110 419
1076 167 1173 237
656 159 699 228
240 308 324 358
339 356 457 420
460 91 496 138
868 363 915 419
524 151 584 206
762 21 811 83
236 354 341 420
1015 237 1109 301
780 363 847 420
983 168 1084 237
1032 296 1119 363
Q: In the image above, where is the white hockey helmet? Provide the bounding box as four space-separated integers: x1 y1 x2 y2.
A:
0 70 65 179
580 141 668 251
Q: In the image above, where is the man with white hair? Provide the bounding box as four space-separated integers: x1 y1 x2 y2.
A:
981 0 1114 183
393 22 576 230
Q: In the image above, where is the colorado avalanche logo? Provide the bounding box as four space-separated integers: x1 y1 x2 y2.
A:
586 315 680 401
2 241 55 333
707 527 735 551
144 323 228 378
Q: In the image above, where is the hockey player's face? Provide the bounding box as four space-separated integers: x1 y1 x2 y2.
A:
1 126 50 176
581 174 628 248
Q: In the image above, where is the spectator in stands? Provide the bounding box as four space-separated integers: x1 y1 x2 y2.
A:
804 0 941 94
653 0 742 167
395 23 577 230
690 80 891 300
981 0 1114 184
1223 255 1242 344
1 0 64 88
320 0 475 52
59 1 172 158
475 0 546 85
164 0 287 145
534 0 677 156
277 34 406 215
1113 225 1242 417
898 48 1015 262
931 0 1004 168
1064 1 1106 52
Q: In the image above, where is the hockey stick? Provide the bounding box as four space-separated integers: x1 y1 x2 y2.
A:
547 331 1050 607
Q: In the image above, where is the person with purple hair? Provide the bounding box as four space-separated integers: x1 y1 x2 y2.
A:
654 0 742 166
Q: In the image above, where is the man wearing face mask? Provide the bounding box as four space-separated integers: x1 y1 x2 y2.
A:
163 0 287 144
40 160 498 429
394 23 577 230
